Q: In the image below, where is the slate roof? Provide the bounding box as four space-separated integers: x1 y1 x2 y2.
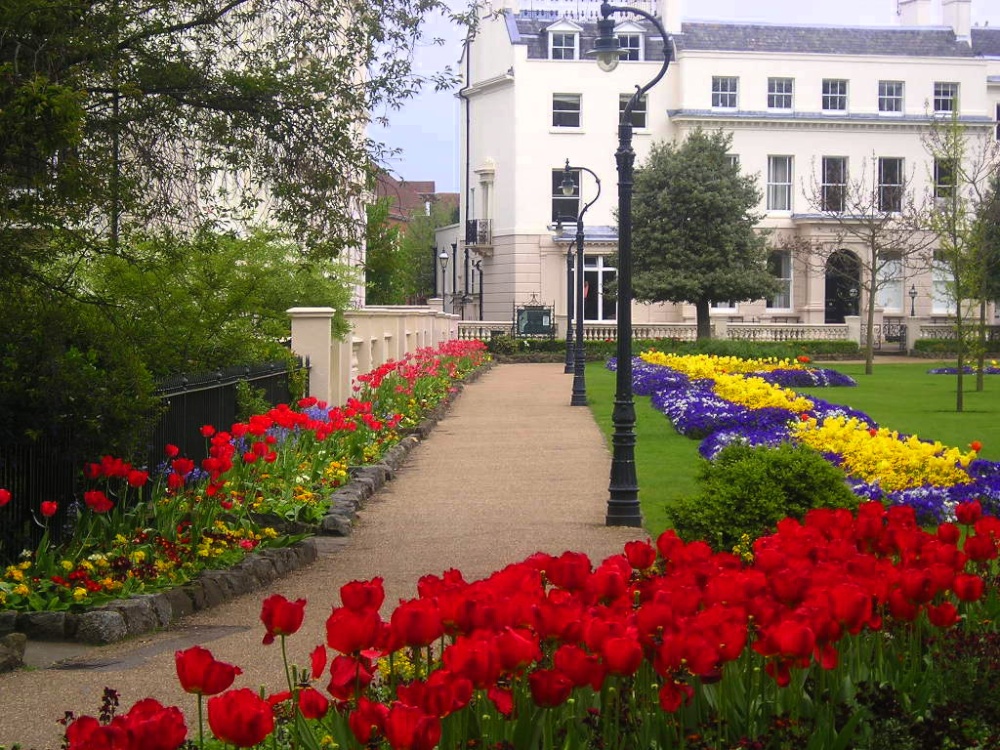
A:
971 27 1000 57
511 12 1000 60
510 15 667 61
674 22 972 57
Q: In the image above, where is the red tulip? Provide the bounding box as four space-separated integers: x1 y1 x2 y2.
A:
658 680 694 712
200 424 216 437
528 668 574 708
64 715 132 750
624 539 657 570
341 577 385 612
954 573 985 602
40 500 58 518
259 594 306 645
207 688 274 747
83 490 114 514
124 698 187 750
126 469 149 488
600 636 644 676
554 644 605 691
927 601 959 629
971 440 983 452
955 500 983 525
384 702 441 750
545 551 592 591
175 646 242 696
326 606 383 655
298 688 330 720
349 697 389 745
390 597 443 648
310 645 327 679
327 655 374 701
164 444 180 458
0 488 10 507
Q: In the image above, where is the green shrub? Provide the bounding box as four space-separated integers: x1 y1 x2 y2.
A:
669 442 858 552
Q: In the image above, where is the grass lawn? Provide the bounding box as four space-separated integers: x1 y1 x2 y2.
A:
585 359 1000 539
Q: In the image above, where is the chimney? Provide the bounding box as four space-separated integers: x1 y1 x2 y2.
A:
895 0 934 25
941 0 972 42
657 0 681 35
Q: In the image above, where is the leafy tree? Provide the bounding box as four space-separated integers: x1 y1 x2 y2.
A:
0 0 474 278
365 198 405 305
922 112 1000 410
970 173 1000 389
800 157 935 375
631 129 779 339
83 229 354 377
399 200 458 303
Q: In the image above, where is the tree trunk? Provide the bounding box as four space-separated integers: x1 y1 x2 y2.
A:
977 297 986 392
696 299 712 340
864 285 876 376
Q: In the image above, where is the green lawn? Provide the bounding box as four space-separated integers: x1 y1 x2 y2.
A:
585 359 1000 538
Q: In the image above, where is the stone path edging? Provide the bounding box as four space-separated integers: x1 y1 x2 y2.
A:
0 365 488 653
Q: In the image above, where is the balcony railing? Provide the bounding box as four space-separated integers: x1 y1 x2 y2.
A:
465 219 492 247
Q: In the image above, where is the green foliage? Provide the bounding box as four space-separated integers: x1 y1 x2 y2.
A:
0 0 477 264
0 285 159 459
365 199 405 305
631 128 780 338
235 381 272 423
669 442 857 551
83 229 353 377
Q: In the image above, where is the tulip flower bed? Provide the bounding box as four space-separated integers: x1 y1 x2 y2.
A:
628 353 1000 525
0 341 489 613
57 504 1000 749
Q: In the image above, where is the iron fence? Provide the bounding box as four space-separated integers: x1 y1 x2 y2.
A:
0 359 308 565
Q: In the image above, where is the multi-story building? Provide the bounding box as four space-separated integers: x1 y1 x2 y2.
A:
441 0 999 337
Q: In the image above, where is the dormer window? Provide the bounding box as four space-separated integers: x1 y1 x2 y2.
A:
545 20 583 60
614 21 645 61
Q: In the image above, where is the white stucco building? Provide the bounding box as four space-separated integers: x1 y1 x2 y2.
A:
439 0 1000 341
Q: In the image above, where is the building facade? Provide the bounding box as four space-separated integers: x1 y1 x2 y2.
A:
443 0 1000 335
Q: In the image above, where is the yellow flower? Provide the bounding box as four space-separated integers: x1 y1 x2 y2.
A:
115 534 128 545
131 550 147 564
6 568 24 583
60 560 74 572
72 587 88 602
13 584 29 597
80 560 95 573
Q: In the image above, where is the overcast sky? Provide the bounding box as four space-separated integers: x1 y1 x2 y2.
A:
375 0 996 192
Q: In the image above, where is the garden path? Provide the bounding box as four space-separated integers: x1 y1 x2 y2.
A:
0 363 644 749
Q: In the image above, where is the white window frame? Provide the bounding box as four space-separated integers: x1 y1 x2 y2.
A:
711 76 738 109
934 158 955 200
619 93 647 129
933 82 959 114
766 250 792 310
875 252 903 312
582 256 617 323
767 77 793 110
551 168 580 223
821 156 848 213
767 155 793 212
710 300 738 313
878 80 904 114
822 79 848 112
932 253 956 315
552 93 581 128
549 32 579 60
617 33 642 61
878 157 904 213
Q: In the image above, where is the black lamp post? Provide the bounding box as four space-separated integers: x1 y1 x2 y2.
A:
592 1 671 526
438 250 450 312
561 159 602 406
564 236 576 374
909 284 918 317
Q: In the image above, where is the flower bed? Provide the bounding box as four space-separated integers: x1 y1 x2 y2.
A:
623 352 1000 524
57 504 1000 749
0 341 490 615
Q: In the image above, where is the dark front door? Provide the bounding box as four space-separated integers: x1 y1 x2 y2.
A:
825 249 861 323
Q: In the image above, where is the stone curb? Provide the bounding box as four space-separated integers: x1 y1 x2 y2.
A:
0 361 492 658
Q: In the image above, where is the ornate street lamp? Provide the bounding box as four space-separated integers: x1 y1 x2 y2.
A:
592 1 671 526
560 159 602 406
438 250 450 312
564 235 576 374
909 284 918 317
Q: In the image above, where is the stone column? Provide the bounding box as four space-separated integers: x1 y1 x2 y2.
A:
288 307 335 404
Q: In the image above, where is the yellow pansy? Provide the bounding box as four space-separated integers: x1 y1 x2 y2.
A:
72 587 88 602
